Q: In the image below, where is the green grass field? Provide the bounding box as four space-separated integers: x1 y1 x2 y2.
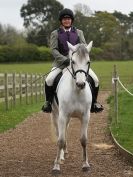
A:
108 86 133 153
0 61 133 76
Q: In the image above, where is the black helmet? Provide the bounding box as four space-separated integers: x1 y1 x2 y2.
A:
59 8 74 21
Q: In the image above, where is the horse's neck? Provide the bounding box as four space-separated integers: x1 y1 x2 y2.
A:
62 68 76 90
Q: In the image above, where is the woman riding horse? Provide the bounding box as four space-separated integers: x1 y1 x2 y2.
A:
42 8 103 113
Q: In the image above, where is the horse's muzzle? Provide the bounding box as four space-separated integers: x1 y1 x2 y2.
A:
76 82 86 89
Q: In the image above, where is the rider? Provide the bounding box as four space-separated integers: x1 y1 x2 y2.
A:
42 8 103 113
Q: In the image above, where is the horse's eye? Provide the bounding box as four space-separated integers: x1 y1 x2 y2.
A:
71 60 75 64
87 61 90 65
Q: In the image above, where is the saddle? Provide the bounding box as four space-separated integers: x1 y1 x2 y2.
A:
53 72 95 105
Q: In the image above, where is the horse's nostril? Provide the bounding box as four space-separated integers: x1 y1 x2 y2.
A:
76 82 86 89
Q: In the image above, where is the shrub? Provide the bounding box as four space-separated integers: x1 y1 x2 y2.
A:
0 44 40 62
90 47 104 60
15 44 40 62
38 46 52 62
0 45 16 62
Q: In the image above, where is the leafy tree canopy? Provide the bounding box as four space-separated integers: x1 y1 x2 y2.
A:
20 0 63 46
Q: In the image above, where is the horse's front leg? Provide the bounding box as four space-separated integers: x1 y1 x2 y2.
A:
80 111 90 171
52 112 67 174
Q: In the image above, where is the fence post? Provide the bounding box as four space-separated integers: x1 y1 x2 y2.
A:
19 73 22 105
12 72 16 107
113 65 118 124
31 73 33 104
35 74 38 103
5 73 9 110
25 73 28 105
39 73 42 101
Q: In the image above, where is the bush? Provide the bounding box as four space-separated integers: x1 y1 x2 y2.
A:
38 46 52 62
90 47 104 60
0 46 16 62
0 44 52 63
15 44 40 62
102 42 121 60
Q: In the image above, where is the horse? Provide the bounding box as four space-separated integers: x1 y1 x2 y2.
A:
51 41 93 174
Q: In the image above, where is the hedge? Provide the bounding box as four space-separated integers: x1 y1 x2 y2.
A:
38 46 52 61
90 47 104 60
0 44 103 63
0 44 52 63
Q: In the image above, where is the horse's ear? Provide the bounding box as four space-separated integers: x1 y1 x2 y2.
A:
87 41 93 53
67 41 76 52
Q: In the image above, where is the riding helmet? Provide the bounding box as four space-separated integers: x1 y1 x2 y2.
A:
59 8 74 21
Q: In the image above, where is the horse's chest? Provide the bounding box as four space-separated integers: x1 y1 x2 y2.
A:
65 93 89 112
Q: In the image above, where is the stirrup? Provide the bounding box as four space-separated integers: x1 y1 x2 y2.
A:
42 101 52 113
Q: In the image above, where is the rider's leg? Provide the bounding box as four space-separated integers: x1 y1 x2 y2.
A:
89 68 104 113
42 67 62 113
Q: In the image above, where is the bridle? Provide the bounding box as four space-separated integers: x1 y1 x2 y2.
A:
67 51 90 80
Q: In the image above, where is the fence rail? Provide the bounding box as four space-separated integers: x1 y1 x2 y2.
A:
0 71 132 111
0 72 44 110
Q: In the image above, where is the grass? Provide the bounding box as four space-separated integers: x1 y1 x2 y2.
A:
0 62 51 74
0 100 43 133
108 86 133 153
0 61 133 76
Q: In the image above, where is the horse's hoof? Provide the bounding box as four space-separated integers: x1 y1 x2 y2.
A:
82 164 91 172
60 159 64 164
64 152 69 159
52 169 61 175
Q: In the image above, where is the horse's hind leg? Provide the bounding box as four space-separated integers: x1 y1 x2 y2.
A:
51 107 59 138
64 120 70 158
80 113 90 171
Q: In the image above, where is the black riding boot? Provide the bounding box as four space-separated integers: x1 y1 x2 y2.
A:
42 82 54 113
91 86 104 113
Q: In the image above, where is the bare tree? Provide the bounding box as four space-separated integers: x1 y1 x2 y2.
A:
74 3 93 16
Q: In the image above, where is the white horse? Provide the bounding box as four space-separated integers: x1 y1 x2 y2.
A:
51 41 93 174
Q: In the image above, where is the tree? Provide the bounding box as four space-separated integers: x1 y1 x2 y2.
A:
74 11 120 47
0 23 26 45
20 0 63 46
74 3 93 17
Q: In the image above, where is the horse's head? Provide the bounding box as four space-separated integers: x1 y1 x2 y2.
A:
67 41 93 89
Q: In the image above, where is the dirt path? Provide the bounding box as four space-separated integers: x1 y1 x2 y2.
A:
0 91 132 177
